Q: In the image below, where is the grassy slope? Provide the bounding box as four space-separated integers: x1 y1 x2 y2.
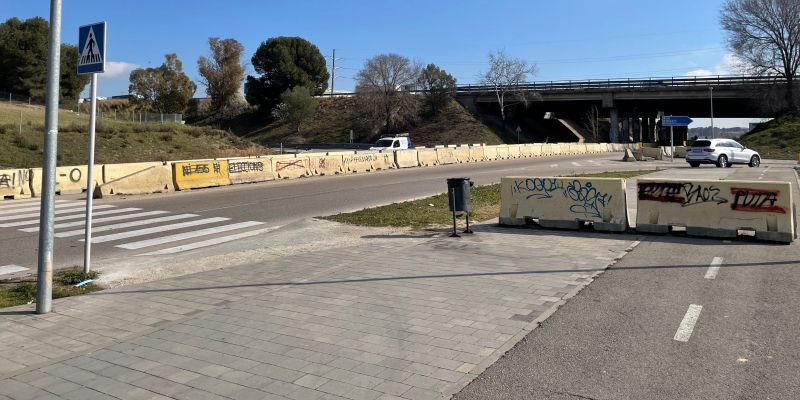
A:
739 114 800 160
0 102 266 168
226 98 505 147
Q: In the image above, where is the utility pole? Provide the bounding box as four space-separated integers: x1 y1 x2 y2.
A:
37 0 63 314
330 49 335 98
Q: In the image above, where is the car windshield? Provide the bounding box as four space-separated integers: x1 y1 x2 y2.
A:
691 140 712 147
374 139 394 147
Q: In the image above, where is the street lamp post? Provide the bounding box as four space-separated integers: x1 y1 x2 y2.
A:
710 87 714 138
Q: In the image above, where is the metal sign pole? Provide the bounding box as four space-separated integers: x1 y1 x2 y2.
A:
83 73 98 273
36 0 63 314
670 126 674 162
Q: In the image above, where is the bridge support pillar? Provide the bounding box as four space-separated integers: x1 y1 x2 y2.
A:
622 118 630 143
609 108 619 143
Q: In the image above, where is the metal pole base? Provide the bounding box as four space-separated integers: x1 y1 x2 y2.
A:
463 213 474 234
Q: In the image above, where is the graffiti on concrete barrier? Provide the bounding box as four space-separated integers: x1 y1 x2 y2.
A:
276 159 305 172
228 161 264 174
731 188 786 213
638 182 727 207
181 163 211 176
0 170 31 189
564 180 613 219
510 178 613 219
511 178 562 199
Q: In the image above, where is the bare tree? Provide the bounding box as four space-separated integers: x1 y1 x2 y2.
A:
721 0 800 112
356 53 420 134
583 105 601 143
198 37 247 118
480 50 538 125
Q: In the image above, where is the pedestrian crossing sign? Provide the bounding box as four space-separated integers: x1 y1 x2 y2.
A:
77 22 106 74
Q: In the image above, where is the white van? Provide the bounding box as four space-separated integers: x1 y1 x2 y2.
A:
369 133 414 150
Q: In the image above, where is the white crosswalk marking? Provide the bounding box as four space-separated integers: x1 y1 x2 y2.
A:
57 214 199 238
139 225 282 255
20 210 168 232
118 221 265 250
0 265 28 276
1 208 142 228
571 161 581 167
0 201 81 216
0 199 70 211
1 205 114 222
86 217 230 243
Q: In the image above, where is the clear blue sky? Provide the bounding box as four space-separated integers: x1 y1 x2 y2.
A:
1 0 758 127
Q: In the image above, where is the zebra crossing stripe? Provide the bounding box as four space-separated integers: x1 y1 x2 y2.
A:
1 205 115 221
0 199 69 211
118 221 264 250
19 211 169 232
56 214 199 238
139 225 282 255
86 217 230 243
1 208 142 228
0 265 28 276
0 201 82 216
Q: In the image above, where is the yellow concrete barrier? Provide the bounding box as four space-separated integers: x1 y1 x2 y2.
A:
529 144 543 157
29 165 103 196
636 179 794 243
482 145 498 161
507 145 522 159
499 176 628 232
436 147 458 165
551 144 562 155
373 151 396 170
0 169 33 199
417 149 439 166
519 144 533 158
309 153 345 176
469 145 485 162
454 146 471 163
273 155 311 179
227 157 274 184
97 162 173 197
395 150 419 168
173 160 231 190
342 152 376 172
496 145 510 159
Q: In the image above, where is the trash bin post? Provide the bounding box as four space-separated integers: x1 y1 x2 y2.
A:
449 187 460 238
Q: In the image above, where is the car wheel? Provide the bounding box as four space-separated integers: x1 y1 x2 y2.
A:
717 155 727 168
689 162 700 168
749 155 760 167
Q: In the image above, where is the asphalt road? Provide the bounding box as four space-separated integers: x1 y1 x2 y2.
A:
0 152 660 275
455 161 800 400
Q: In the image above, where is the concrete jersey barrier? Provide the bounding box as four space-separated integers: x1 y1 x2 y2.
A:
454 146 471 163
310 153 345 176
272 155 311 179
499 176 628 232
227 157 274 184
173 160 231 190
636 178 795 243
417 148 439 166
0 169 33 199
97 162 173 197
482 146 499 161
436 147 458 165
394 150 419 168
373 152 396 170
469 145 485 162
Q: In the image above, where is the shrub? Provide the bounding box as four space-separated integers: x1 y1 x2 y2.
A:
56 269 98 285
11 282 36 300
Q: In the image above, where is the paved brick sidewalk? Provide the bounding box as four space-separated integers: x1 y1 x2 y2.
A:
0 224 637 400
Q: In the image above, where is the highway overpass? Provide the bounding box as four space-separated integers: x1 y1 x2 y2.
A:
455 75 785 143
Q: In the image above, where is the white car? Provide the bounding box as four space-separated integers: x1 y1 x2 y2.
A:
369 134 413 151
686 138 761 168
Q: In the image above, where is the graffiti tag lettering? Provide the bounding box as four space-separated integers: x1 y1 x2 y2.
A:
511 178 561 199
731 188 785 213
564 180 613 219
228 161 264 174
0 174 10 188
181 164 210 176
276 160 305 171
638 182 727 207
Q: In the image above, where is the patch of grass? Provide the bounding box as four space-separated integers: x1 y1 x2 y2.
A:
322 169 659 229
740 114 800 160
0 268 102 308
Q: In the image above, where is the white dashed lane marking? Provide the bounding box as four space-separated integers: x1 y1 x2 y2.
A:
705 257 723 280
674 304 703 342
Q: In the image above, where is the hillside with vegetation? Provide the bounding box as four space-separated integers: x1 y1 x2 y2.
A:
738 114 800 160
221 97 506 147
0 102 265 169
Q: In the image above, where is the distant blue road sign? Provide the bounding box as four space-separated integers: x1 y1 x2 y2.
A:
662 115 693 126
77 22 106 75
